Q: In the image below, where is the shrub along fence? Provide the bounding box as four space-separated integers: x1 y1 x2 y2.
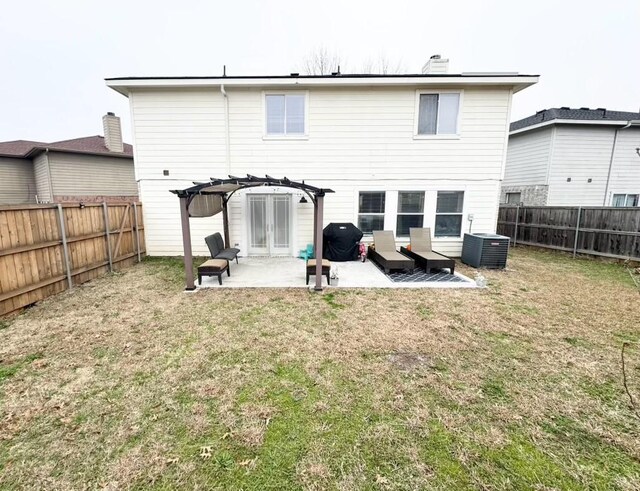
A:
0 202 145 317
497 205 640 260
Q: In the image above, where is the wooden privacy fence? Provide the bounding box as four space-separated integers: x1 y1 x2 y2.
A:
497 205 640 260
0 202 145 317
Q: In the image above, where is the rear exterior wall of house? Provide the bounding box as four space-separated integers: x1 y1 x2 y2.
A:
129 85 514 257
46 151 138 203
0 157 36 204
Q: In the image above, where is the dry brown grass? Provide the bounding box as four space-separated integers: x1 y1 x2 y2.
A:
0 248 639 490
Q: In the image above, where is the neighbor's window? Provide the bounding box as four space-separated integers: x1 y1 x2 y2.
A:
506 192 522 205
612 194 639 207
435 191 464 237
396 191 425 236
417 92 460 135
265 93 306 135
358 191 386 234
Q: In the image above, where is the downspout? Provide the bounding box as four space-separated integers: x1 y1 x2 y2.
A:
603 121 633 205
220 84 231 174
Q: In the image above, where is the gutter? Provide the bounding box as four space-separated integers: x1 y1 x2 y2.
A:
602 120 640 205
220 84 231 174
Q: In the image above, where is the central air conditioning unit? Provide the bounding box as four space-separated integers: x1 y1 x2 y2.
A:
461 233 510 269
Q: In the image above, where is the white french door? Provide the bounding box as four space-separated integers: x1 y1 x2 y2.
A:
247 194 292 256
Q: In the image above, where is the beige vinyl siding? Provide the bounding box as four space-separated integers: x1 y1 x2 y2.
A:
504 127 553 186
546 126 616 206
47 152 137 197
0 157 36 204
33 153 53 202
130 85 513 256
607 127 640 204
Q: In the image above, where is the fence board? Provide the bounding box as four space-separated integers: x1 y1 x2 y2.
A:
498 205 640 260
0 203 146 317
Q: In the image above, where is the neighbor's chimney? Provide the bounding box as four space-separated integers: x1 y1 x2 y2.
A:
422 54 449 74
103 112 123 152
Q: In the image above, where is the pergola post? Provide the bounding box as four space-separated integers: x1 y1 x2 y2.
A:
179 196 195 290
312 201 318 254
314 193 324 291
222 199 231 248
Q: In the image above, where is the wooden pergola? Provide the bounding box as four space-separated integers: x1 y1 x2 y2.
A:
170 175 334 291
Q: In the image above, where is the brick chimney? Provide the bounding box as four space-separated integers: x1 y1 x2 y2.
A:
103 112 123 152
422 54 449 74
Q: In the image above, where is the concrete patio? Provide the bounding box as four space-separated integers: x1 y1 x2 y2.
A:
196 257 477 289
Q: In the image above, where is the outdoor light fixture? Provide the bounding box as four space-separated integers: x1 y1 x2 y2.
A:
299 196 308 204
78 202 85 209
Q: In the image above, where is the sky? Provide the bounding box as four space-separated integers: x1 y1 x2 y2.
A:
1 0 639 143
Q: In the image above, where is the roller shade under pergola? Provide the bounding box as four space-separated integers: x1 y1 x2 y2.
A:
170 175 334 291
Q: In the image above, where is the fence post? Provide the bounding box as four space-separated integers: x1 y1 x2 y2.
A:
513 205 520 246
102 202 113 272
572 206 582 258
56 204 73 289
133 202 141 263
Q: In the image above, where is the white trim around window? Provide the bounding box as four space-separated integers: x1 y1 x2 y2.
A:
413 89 463 140
262 90 310 140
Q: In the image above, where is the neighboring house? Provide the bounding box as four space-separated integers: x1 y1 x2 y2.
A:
503 108 640 206
0 113 137 205
106 56 538 257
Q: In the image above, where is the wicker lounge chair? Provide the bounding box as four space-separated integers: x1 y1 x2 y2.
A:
400 228 455 274
369 231 414 273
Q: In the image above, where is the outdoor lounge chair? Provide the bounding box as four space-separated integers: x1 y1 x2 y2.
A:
369 231 414 273
400 228 455 274
205 232 240 264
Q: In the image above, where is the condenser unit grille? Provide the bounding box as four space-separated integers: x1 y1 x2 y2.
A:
461 233 509 269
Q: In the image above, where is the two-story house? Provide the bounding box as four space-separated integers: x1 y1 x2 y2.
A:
502 108 640 206
106 57 537 257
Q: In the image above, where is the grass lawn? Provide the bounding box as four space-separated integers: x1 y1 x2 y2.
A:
1 247 639 490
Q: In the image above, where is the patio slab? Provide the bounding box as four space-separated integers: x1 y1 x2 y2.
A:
197 257 477 289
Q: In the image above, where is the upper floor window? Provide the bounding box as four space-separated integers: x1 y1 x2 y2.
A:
612 194 639 207
416 92 461 136
265 93 306 136
358 191 385 234
435 191 464 237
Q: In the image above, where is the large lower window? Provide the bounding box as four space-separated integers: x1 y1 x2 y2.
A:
435 191 464 237
417 92 460 136
358 191 385 234
612 194 639 207
265 93 306 136
396 191 425 237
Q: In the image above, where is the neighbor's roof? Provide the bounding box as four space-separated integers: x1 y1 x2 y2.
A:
511 107 640 134
106 72 539 95
0 136 133 159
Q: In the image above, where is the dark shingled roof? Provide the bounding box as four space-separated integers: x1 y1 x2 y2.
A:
511 107 640 132
0 136 133 159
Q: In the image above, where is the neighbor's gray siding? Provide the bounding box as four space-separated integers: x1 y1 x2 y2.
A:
607 127 640 205
546 125 616 206
0 157 36 204
33 153 53 202
47 151 137 197
503 127 553 186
